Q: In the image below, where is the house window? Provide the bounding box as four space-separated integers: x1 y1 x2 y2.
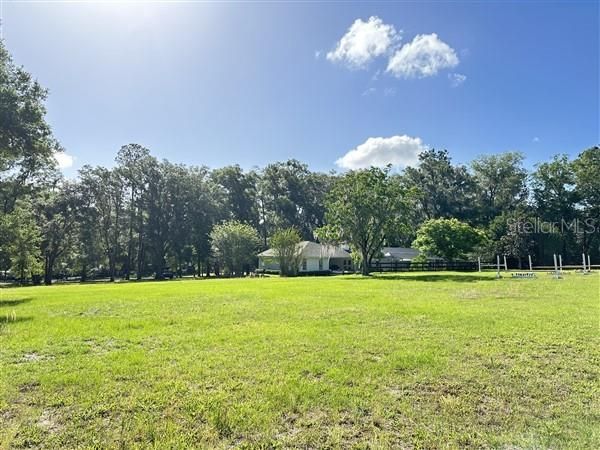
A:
302 259 307 270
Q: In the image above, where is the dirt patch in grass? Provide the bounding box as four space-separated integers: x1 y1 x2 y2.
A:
18 381 40 393
17 352 54 364
38 409 63 434
82 337 129 355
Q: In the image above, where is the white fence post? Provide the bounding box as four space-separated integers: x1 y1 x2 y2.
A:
588 254 592 272
559 254 563 275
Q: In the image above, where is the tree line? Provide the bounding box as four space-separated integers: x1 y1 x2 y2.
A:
1 41 598 283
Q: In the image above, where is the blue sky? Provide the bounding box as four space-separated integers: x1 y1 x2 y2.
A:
3 1 598 175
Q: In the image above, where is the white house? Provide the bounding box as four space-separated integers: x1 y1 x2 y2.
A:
257 241 352 273
375 247 443 262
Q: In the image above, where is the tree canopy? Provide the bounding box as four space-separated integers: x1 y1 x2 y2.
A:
210 221 261 277
317 167 409 275
270 228 303 276
413 218 484 262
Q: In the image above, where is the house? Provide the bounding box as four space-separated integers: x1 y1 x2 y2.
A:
257 241 353 274
375 247 442 262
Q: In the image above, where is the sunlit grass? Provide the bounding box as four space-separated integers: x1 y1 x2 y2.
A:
1 272 598 448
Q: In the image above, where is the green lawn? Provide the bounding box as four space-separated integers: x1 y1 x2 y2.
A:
1 272 598 449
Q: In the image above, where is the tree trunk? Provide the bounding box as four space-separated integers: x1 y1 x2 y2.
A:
136 239 144 280
109 252 116 282
125 188 135 281
44 254 55 285
361 248 370 276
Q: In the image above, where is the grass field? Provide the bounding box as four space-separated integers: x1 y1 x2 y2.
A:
1 272 598 449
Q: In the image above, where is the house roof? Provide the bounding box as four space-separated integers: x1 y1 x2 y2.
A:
381 247 421 260
258 241 350 259
379 247 443 261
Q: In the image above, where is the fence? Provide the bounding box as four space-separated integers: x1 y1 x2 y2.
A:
369 260 478 272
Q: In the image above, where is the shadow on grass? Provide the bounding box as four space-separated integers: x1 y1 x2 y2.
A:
0 297 32 308
350 273 495 283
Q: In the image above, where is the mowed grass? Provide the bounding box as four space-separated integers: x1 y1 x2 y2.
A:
0 272 598 449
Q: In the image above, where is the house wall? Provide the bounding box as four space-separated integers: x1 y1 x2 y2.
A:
261 255 344 273
300 257 325 272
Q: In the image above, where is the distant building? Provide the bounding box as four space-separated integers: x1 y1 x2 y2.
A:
375 247 442 262
258 241 352 273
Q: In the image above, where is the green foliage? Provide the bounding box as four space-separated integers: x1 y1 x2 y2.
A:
4 201 42 281
573 146 600 218
403 149 475 222
210 220 261 276
269 228 302 276
319 167 409 275
115 143 152 280
211 165 259 229
37 182 83 284
413 218 484 261
572 146 600 256
79 165 125 282
532 154 578 222
410 253 429 264
471 152 528 223
0 41 61 213
258 160 332 241
531 155 579 259
483 210 535 267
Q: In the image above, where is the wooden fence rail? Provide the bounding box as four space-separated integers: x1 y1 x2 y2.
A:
369 261 478 272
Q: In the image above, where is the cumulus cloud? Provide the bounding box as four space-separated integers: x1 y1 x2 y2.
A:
387 33 459 78
336 135 427 170
327 16 399 69
54 151 75 169
448 72 467 87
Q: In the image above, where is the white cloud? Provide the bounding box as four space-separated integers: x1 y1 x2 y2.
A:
448 72 467 87
532 136 540 142
361 87 376 96
336 135 427 170
387 33 459 78
327 16 399 69
314 50 322 59
54 151 75 169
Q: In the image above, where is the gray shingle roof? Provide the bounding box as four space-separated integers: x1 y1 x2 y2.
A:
258 241 350 259
381 247 421 260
